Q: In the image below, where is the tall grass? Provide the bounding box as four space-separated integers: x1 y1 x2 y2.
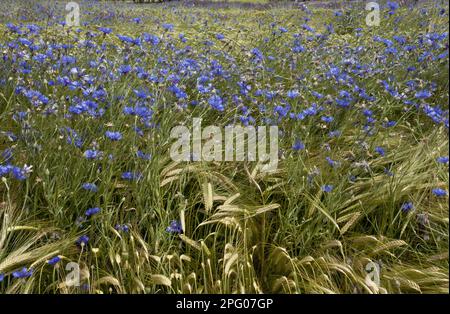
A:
0 0 448 293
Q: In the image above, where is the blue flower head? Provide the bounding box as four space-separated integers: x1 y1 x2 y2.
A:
105 131 122 141
82 183 98 192
401 202 414 213
432 188 447 197
321 185 334 193
85 207 101 217
292 140 305 151
84 150 102 160
48 256 61 266
12 267 33 279
166 220 183 234
436 156 449 164
76 235 89 246
375 146 386 157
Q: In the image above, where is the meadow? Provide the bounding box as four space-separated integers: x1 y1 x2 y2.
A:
0 0 448 294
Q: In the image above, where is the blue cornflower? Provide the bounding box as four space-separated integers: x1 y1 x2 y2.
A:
216 33 225 40
326 157 340 168
292 140 305 151
0 273 4 282
328 130 341 138
118 64 132 75
384 167 394 177
105 131 122 141
166 220 183 234
122 171 143 181
401 202 414 213
321 116 334 123
85 207 101 217
251 48 264 62
12 267 33 279
0 165 12 177
375 146 386 157
321 185 334 193
76 235 89 246
432 188 447 197
11 166 31 181
82 183 98 192
208 95 224 111
436 156 449 164
136 151 152 160
117 34 135 44
84 149 102 160
115 224 130 233
98 27 112 34
48 256 61 266
415 90 431 99
162 23 174 31
287 90 300 98
383 120 396 128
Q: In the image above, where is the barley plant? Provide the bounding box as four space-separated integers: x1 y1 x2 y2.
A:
0 0 448 294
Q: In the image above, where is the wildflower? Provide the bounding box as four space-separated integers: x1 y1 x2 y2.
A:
84 150 102 160
326 157 340 168
328 130 341 138
48 256 61 266
82 183 98 192
117 35 135 44
292 140 305 151
115 224 130 233
384 167 394 177
105 131 122 141
118 64 132 75
121 171 143 181
166 220 183 234
12 267 33 279
432 188 447 197
85 207 101 217
0 273 4 282
76 235 89 246
375 146 386 157
162 23 174 31
415 90 431 99
287 90 300 98
11 165 32 181
321 116 334 123
208 95 224 111
383 120 396 128
98 27 112 34
136 151 152 160
216 33 225 40
436 156 449 164
251 48 264 62
401 202 414 213
321 185 334 193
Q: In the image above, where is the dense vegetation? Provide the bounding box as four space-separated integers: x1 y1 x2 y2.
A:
0 0 448 293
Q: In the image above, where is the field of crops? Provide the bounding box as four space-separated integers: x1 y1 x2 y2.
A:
0 0 448 294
